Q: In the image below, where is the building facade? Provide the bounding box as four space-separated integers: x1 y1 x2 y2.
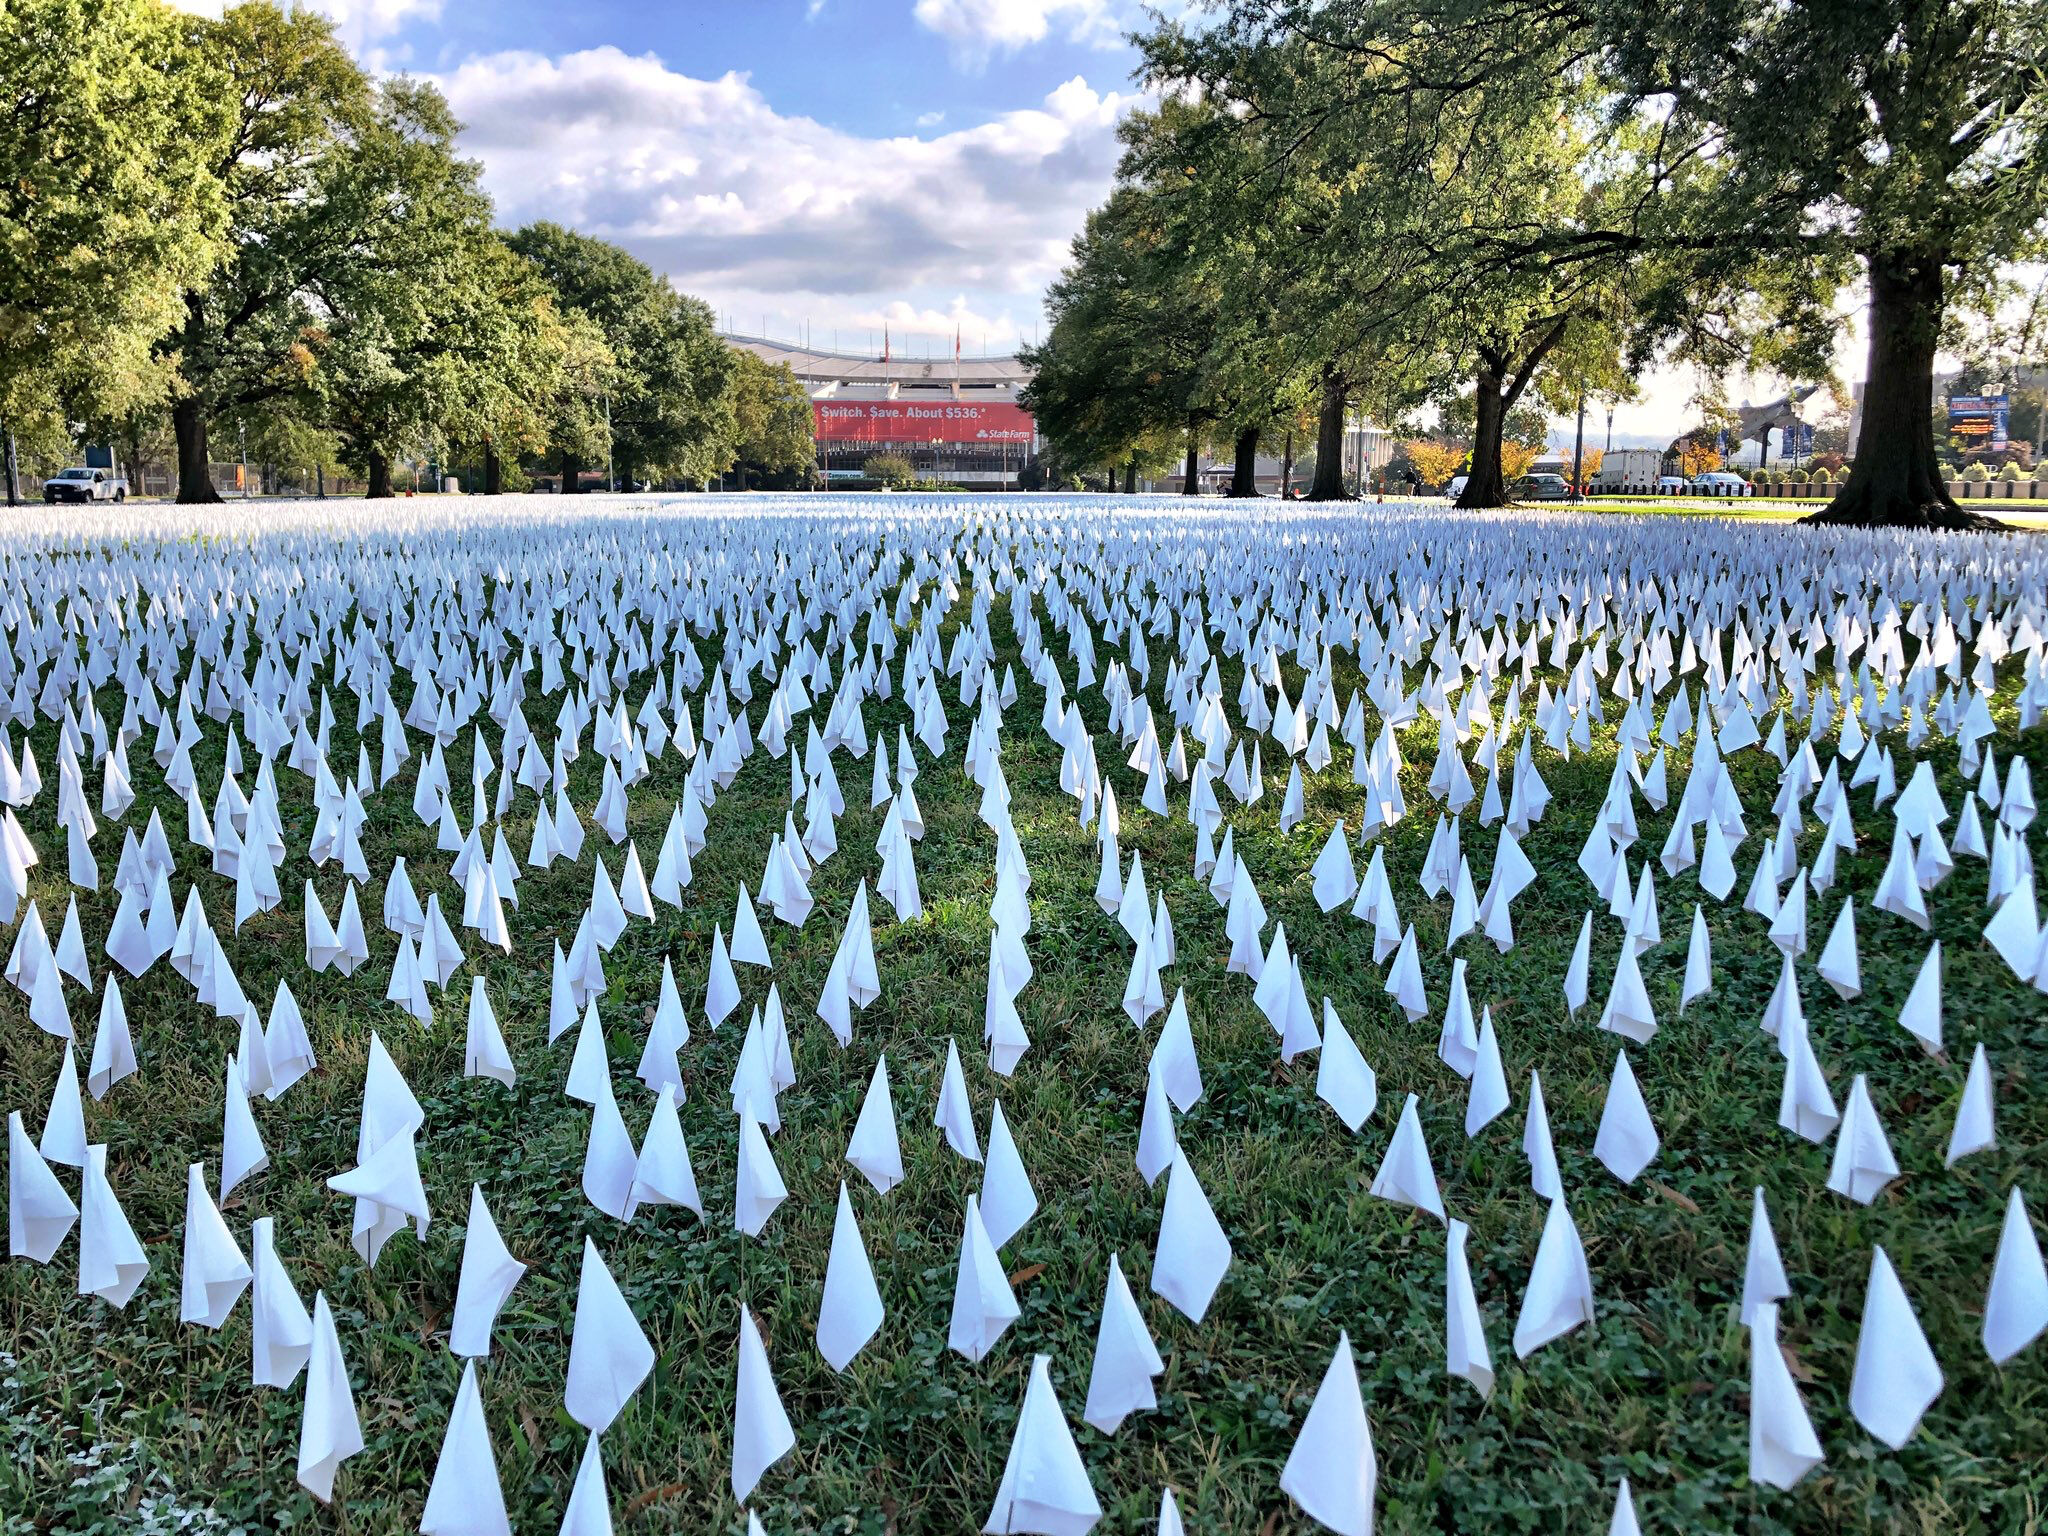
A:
724 334 1041 488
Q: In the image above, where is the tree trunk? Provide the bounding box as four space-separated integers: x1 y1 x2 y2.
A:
1280 430 1294 498
121 425 145 500
1808 251 2006 530
173 396 221 504
560 447 582 494
1457 368 1509 509
2 426 17 507
1122 459 1136 494
1228 426 1260 497
483 442 502 495
1181 422 1199 496
366 450 394 499
1307 371 1350 500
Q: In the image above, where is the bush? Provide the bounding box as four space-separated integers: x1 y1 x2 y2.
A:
1999 462 2023 482
1963 461 1991 482
1789 468 1808 485
862 453 918 491
2036 463 2048 483
1810 467 1832 485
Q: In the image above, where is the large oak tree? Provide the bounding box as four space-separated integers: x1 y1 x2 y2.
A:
1 0 230 502
1153 0 2044 527
158 3 376 503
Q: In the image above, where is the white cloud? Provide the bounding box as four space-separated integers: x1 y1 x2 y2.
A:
165 0 440 53
855 298 1021 343
434 47 1135 348
917 110 948 128
912 0 1125 67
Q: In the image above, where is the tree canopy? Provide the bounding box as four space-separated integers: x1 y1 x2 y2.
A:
312 81 547 497
2 0 755 503
505 223 736 492
1083 0 2046 523
721 350 817 490
1022 186 1229 494
1 0 231 499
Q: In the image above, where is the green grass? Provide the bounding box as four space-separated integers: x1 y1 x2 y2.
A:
1571 498 1805 519
2 511 2045 1535
1568 496 2048 522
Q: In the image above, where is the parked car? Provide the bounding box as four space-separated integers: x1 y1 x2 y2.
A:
1511 473 1571 501
1656 475 1689 494
1690 471 1753 496
1445 475 1468 501
43 466 128 504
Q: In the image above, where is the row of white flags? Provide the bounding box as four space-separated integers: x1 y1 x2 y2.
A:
5 493 2048 1534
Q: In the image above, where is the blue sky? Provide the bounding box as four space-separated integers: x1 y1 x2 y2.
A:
409 2 1136 144
179 0 1823 438
222 0 1159 361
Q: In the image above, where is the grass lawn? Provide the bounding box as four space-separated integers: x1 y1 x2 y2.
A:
1 495 2044 1535
1484 496 2047 524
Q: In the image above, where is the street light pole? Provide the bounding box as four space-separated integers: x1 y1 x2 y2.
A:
1571 386 1587 501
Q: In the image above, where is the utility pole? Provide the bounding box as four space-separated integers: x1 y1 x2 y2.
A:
1571 386 1587 501
239 422 249 498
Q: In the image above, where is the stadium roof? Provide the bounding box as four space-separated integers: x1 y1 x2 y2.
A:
723 333 1032 399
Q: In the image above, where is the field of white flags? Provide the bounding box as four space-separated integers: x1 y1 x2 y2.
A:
1 493 2045 1534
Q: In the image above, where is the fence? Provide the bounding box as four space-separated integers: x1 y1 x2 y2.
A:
119 462 371 500
1943 478 2046 500
1746 478 2046 501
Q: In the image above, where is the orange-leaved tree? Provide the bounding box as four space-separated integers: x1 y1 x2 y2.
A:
1502 440 1544 481
1403 438 1467 488
1675 440 1723 477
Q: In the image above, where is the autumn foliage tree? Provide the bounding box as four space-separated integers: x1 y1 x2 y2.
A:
1501 440 1545 483
1403 440 1466 490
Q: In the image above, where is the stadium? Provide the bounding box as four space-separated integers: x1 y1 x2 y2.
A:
724 334 1041 489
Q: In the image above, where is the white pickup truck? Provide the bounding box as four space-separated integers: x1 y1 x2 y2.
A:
43 466 128 504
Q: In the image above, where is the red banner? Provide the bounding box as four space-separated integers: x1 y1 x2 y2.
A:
813 400 1035 444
